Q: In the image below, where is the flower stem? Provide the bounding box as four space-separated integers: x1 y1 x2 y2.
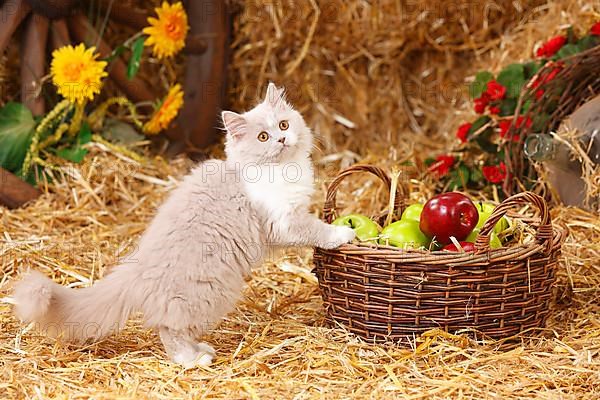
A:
68 101 86 137
21 100 72 178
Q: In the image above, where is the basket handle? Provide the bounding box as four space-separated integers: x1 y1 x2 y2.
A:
475 191 553 253
322 164 404 223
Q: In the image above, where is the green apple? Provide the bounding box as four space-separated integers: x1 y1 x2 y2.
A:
401 203 424 222
476 202 509 233
378 220 430 249
332 214 380 242
465 228 502 249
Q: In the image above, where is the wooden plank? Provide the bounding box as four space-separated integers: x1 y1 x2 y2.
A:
0 167 41 209
166 0 231 154
21 13 49 116
0 0 31 54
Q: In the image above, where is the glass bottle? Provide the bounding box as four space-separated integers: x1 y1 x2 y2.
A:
524 100 599 211
525 134 586 208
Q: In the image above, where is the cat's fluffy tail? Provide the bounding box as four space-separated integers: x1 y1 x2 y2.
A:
13 266 140 342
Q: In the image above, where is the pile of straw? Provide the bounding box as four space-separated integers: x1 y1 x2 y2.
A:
1 144 599 399
1 0 599 398
229 0 599 156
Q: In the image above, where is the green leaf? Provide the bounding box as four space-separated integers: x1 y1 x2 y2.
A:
56 146 88 163
103 44 126 64
127 37 145 80
467 115 491 138
523 61 542 80
0 102 36 173
474 127 498 154
424 157 435 166
448 164 470 189
470 71 494 99
577 35 599 52
78 122 92 145
469 167 484 184
497 64 525 99
498 98 517 116
102 118 144 145
554 43 580 59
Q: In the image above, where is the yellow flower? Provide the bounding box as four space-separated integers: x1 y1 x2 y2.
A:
50 44 108 104
143 84 184 134
143 2 189 59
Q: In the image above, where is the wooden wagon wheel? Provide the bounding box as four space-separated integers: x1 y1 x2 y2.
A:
0 0 231 208
0 0 230 153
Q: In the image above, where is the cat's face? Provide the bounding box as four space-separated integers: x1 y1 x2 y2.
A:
222 83 312 165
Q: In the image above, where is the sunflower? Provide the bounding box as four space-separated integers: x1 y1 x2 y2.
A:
143 2 189 59
143 84 184 135
50 44 108 104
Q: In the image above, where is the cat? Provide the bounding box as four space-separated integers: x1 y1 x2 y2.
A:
12 83 356 368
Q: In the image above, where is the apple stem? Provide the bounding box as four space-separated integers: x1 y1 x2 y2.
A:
385 167 401 227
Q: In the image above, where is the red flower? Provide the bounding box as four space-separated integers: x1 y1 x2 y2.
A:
456 123 472 143
536 35 567 58
489 105 501 115
498 117 531 142
545 66 561 82
530 65 562 99
428 155 455 177
498 119 513 139
591 22 600 36
474 93 489 114
516 116 533 129
485 80 506 101
482 162 507 184
535 89 545 100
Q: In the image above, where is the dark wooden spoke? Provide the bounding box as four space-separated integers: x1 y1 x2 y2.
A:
25 0 80 19
93 0 149 31
21 13 49 116
0 167 41 209
0 0 31 54
50 18 72 50
167 0 231 154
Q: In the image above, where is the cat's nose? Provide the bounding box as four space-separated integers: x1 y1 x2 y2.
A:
278 136 286 144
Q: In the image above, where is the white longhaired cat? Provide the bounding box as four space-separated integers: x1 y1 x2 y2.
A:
12 83 355 368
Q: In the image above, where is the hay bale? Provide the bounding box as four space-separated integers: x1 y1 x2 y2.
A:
228 0 545 154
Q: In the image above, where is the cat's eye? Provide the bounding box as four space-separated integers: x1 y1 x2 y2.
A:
279 120 289 130
257 131 269 142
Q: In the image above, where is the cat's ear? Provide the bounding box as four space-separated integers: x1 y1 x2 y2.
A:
222 111 246 139
264 82 286 108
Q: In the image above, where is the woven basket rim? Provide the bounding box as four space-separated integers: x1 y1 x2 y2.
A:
328 224 566 255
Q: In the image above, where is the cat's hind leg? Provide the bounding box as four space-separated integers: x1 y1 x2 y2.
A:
159 327 216 368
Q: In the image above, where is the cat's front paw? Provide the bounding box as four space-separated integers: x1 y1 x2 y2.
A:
320 226 356 249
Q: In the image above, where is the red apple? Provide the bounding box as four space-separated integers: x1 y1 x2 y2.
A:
419 192 479 244
442 241 476 252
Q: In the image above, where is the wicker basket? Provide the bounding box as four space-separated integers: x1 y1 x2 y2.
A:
504 44 600 195
313 165 567 342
